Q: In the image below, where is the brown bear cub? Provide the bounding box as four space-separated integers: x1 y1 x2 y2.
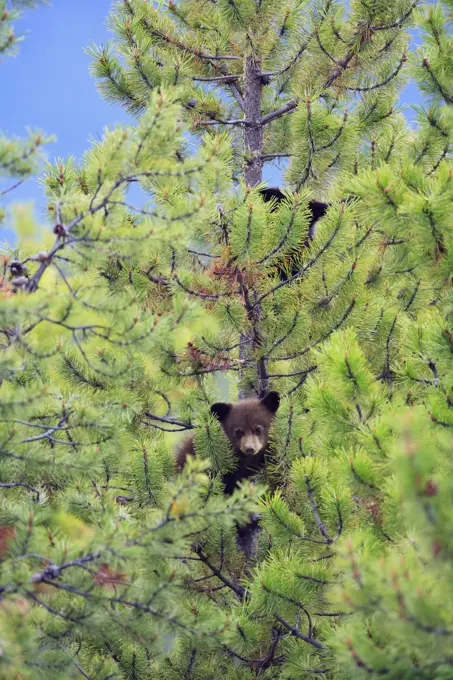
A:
176 392 280 494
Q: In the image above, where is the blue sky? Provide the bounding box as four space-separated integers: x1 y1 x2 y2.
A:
0 2 423 245
0 0 132 243
1 0 132 173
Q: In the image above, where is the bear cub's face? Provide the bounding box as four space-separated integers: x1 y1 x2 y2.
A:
210 392 280 456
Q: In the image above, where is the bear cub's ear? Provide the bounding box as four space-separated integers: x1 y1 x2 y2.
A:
210 402 232 422
260 391 280 414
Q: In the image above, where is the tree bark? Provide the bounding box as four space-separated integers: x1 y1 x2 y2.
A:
244 54 263 187
238 51 269 399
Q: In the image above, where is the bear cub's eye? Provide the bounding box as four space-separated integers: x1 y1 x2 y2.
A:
234 428 244 438
254 425 263 436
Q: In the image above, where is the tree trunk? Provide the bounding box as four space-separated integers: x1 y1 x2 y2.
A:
244 54 263 187
238 51 269 399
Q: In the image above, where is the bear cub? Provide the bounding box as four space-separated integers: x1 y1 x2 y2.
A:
176 392 280 494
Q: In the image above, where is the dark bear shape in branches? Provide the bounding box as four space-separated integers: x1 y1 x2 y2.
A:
176 391 280 494
259 187 330 281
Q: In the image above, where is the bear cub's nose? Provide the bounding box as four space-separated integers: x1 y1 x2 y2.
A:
245 446 255 455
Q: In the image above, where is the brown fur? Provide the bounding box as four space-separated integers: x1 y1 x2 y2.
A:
176 392 280 494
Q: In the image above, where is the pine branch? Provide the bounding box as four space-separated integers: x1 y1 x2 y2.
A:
427 144 450 176
193 117 250 127
29 552 103 584
305 474 332 542
264 311 300 357
274 299 356 361
261 153 292 160
193 546 247 600
422 57 453 104
372 1 419 31
255 213 343 306
267 366 317 379
256 205 298 265
346 52 407 92
144 411 195 431
0 178 25 196
261 99 299 126
192 74 242 83
274 614 328 651
54 641 93 680
134 8 240 62
0 482 40 501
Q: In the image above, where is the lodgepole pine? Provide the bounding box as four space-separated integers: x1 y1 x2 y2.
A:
1 0 453 678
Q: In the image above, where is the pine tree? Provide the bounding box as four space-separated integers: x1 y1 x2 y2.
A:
323 3 453 676
1 16 262 677
88 0 421 403
1 0 453 678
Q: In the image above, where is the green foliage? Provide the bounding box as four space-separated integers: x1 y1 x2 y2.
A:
330 411 453 679
2 0 453 678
